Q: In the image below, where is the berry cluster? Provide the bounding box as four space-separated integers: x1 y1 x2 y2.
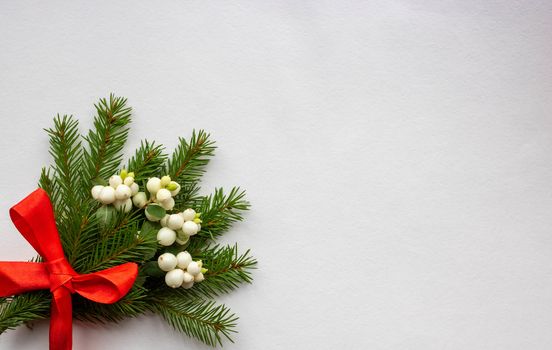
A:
158 251 206 289
91 170 140 212
138 175 181 214
157 208 202 246
90 172 206 290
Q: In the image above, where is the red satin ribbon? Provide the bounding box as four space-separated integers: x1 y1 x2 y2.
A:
0 189 138 350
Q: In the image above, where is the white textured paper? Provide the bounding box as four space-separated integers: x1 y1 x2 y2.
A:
1 1 552 349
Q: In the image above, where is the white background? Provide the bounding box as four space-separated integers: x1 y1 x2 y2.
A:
1 1 552 349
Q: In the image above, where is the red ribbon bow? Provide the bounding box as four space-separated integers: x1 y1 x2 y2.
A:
0 189 138 350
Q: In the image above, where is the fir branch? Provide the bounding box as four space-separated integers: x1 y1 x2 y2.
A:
193 187 250 244
166 130 215 182
167 130 215 207
126 140 167 182
82 94 132 184
38 167 61 221
44 114 84 208
175 182 202 208
193 245 256 298
0 292 51 334
44 115 83 209
73 287 149 324
61 94 131 263
61 201 104 270
151 297 237 347
44 115 87 253
77 215 157 273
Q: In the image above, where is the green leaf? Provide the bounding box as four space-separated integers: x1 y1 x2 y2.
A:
141 220 161 234
141 261 165 278
146 204 166 220
139 221 160 260
96 205 117 229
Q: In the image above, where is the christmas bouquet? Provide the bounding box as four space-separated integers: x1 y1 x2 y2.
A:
0 95 256 349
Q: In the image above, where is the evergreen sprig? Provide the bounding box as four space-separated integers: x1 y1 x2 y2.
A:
166 130 215 184
127 140 167 183
0 292 51 334
169 130 216 207
44 115 87 254
0 95 255 347
192 187 250 246
82 94 132 185
78 214 157 273
152 297 237 347
73 287 150 324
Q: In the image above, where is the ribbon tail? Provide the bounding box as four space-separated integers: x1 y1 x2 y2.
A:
72 262 138 304
0 262 50 296
49 287 72 350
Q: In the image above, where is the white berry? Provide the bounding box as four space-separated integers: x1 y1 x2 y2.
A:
132 192 148 208
183 271 194 283
130 182 139 196
176 251 192 269
167 214 184 230
158 253 177 272
182 209 196 221
194 272 205 282
114 198 132 213
99 186 116 204
146 177 162 195
145 209 160 222
165 268 185 288
115 184 132 200
157 227 176 246
181 280 194 289
91 185 104 200
182 221 199 236
109 175 123 188
160 175 171 187
156 188 172 202
123 176 134 186
187 261 200 276
159 197 175 211
160 214 170 227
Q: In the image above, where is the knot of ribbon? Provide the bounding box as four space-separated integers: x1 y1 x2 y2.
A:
0 189 138 350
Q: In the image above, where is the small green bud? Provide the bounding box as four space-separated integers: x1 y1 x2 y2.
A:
120 169 128 179
195 213 201 218
193 218 202 224
127 172 135 179
166 182 178 191
201 268 208 274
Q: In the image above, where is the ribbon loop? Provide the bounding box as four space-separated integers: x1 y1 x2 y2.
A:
0 189 139 350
